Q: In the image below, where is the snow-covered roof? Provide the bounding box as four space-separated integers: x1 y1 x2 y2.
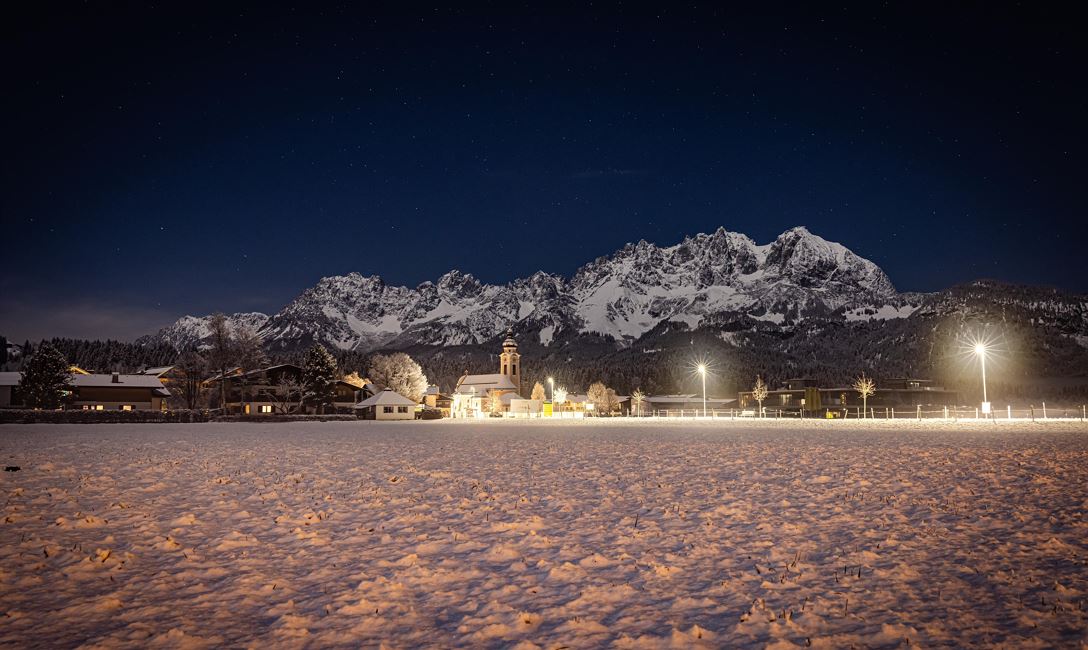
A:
354 388 417 408
138 366 175 377
455 374 518 392
0 372 170 391
71 374 169 389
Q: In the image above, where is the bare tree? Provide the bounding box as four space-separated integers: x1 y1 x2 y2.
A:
266 374 304 415
342 371 366 388
631 388 646 417
554 386 568 414
367 352 428 402
752 375 769 418
206 314 236 411
604 388 620 416
853 373 876 418
530 381 546 401
233 326 266 412
587 381 616 416
172 350 207 410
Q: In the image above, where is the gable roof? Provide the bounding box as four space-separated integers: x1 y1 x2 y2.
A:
354 388 417 408
70 373 168 389
69 373 171 397
138 366 175 377
0 372 21 387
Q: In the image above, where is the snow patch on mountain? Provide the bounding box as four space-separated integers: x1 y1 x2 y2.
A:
844 305 919 321
142 227 903 352
137 312 269 350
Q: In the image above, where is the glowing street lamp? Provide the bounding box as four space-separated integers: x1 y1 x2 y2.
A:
975 343 990 414
547 376 554 401
697 364 707 418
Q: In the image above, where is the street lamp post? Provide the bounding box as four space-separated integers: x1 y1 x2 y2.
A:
975 343 990 416
697 364 707 418
547 376 555 418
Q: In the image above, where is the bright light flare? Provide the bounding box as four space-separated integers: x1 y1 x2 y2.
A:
958 329 1006 412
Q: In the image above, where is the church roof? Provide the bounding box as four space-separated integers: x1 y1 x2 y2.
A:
455 374 518 392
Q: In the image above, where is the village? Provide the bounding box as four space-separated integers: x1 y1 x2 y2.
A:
0 328 992 422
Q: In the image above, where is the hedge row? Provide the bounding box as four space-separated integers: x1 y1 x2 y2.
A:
0 409 211 424
0 410 360 424
210 414 358 423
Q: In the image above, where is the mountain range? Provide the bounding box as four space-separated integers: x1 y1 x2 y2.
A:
138 226 1088 398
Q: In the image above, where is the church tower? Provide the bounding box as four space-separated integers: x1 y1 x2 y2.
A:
499 329 521 396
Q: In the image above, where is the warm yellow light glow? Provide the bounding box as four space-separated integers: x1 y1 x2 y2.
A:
697 364 706 375
974 343 986 356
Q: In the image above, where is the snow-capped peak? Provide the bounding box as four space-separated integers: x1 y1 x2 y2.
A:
142 226 900 351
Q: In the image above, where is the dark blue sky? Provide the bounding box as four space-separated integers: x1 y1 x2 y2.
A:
3 3 1084 341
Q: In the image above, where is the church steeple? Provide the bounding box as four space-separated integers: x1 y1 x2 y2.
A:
499 328 521 395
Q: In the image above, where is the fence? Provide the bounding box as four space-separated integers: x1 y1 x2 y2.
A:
639 403 1088 421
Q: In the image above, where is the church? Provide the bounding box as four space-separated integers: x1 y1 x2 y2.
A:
450 330 524 418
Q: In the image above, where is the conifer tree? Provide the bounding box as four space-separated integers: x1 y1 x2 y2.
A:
302 344 338 414
21 342 72 409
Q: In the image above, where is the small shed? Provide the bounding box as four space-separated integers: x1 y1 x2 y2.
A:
354 389 417 420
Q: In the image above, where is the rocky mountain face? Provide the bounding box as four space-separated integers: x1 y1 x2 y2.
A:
136 312 269 351
138 227 1088 398
143 226 903 352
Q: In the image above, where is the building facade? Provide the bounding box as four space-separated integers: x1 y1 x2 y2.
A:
354 388 417 420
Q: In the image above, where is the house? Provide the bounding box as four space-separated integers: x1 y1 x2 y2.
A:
354 388 417 420
0 372 22 408
0 371 170 410
423 385 453 417
204 364 364 414
737 377 960 414
450 330 523 418
70 373 170 411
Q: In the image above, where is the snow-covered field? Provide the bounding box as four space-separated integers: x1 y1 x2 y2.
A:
2 420 1087 648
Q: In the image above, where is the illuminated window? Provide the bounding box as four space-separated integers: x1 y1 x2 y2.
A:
258 405 273 414
121 405 133 411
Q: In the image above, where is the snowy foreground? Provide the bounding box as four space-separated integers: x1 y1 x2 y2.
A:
2 420 1087 648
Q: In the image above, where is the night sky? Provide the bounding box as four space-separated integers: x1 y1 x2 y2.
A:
3 3 1085 341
